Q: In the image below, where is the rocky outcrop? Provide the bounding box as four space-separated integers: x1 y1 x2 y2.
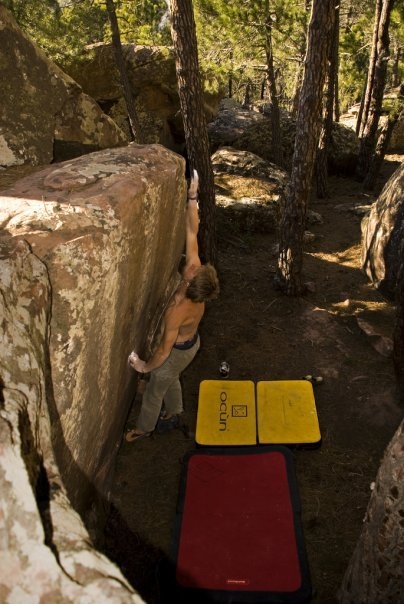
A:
340 85 404 153
0 240 145 603
337 419 404 603
212 146 288 233
340 111 404 154
64 43 221 152
361 162 404 300
208 100 360 175
207 98 266 151
0 143 186 600
0 6 126 168
389 113 404 152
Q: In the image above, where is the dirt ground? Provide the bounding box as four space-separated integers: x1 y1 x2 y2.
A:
103 155 404 604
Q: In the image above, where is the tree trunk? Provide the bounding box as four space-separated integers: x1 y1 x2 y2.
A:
357 0 383 139
290 1 311 117
229 50 233 98
356 0 395 181
243 80 254 107
355 80 367 136
291 64 304 117
275 0 336 295
264 3 283 167
333 4 341 124
391 41 401 87
170 0 217 265
337 419 404 602
316 2 339 199
105 0 143 143
363 106 403 190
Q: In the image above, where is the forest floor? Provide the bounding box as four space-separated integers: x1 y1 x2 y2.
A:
103 154 404 604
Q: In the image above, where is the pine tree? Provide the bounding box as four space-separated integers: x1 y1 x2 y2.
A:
356 0 396 182
105 0 143 142
170 0 217 264
276 0 336 295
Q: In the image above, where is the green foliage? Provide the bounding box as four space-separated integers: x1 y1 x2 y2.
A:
3 0 403 113
3 0 108 63
194 0 309 104
339 14 373 110
389 5 404 86
338 1 404 112
3 0 64 54
114 0 171 45
4 0 170 65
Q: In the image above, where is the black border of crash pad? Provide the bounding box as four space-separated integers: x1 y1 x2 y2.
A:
162 445 312 604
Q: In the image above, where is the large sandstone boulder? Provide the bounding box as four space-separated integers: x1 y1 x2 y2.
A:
0 6 126 167
208 100 360 175
341 86 404 153
0 144 186 599
64 43 221 152
389 112 404 152
207 98 266 151
361 161 404 300
0 239 145 602
212 146 288 233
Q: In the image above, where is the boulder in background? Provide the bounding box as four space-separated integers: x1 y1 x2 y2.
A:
361 161 404 300
0 6 126 168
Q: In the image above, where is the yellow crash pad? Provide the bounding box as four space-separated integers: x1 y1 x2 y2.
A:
257 380 321 447
196 380 256 446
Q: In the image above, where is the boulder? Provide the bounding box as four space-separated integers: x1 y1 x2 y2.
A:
64 43 221 151
0 240 145 603
207 98 266 151
208 100 360 175
212 146 288 233
0 6 126 167
361 161 404 300
341 86 404 153
0 143 186 540
386 112 404 153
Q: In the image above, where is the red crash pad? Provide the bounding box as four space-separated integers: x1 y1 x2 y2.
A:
171 446 312 603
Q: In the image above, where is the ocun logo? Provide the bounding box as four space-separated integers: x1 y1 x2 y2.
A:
219 390 228 431
219 392 248 431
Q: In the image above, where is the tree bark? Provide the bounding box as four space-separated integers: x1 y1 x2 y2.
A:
316 2 339 199
170 0 217 265
356 0 395 181
264 3 283 167
363 106 403 190
291 0 313 116
333 8 341 124
105 0 143 143
275 0 336 295
337 419 404 602
357 0 383 139
391 41 401 87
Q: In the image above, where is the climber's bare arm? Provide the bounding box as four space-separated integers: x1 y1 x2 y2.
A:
185 169 201 270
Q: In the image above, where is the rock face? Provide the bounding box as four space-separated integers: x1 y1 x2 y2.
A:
389 113 404 152
64 43 221 152
0 144 186 600
337 419 404 603
361 162 404 300
207 98 266 151
212 146 288 233
0 6 126 167
0 242 145 602
209 100 360 175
